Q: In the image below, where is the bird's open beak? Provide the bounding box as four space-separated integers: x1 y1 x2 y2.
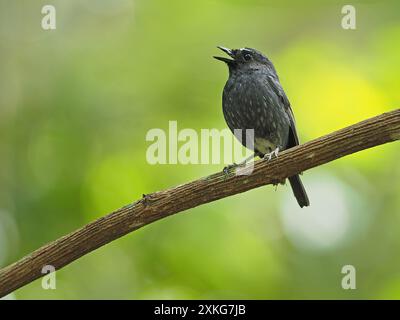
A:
213 46 235 64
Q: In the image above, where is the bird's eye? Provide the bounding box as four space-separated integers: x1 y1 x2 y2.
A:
244 53 252 61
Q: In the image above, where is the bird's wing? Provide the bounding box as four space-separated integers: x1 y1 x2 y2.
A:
267 75 299 147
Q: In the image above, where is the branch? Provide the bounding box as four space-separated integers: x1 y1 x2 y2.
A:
1 109 399 297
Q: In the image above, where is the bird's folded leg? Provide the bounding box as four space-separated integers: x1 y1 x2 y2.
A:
263 147 280 161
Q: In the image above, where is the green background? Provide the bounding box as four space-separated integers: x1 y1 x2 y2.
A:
0 0 399 299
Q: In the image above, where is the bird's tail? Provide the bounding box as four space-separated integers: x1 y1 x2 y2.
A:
288 174 310 208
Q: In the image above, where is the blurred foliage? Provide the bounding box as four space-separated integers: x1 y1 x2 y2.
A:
0 0 399 299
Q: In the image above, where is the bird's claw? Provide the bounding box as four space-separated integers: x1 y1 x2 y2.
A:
223 163 238 175
263 147 280 161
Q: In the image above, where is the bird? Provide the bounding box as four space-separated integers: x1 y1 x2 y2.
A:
214 46 310 208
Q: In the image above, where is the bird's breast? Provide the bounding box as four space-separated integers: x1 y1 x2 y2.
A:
222 73 290 150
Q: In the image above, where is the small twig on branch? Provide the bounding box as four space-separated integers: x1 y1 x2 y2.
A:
0 109 399 297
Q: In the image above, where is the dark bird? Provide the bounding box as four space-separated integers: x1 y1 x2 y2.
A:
214 46 310 208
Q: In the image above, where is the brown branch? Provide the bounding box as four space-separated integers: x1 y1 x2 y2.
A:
1 109 399 297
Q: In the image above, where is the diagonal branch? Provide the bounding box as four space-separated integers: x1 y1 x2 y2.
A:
0 109 399 297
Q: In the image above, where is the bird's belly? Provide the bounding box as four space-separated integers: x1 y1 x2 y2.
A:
223 84 290 152
254 137 277 155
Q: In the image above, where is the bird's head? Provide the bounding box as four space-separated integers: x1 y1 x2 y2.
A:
214 46 275 75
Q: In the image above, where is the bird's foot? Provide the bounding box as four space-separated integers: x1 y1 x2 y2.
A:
223 163 238 176
263 147 280 161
